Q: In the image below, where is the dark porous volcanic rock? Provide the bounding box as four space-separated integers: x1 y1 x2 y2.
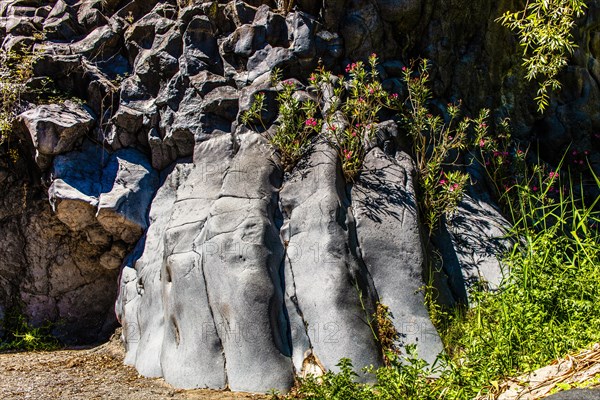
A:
0 143 122 344
18 101 95 169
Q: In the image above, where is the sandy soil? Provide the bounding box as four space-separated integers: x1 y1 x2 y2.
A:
0 333 268 400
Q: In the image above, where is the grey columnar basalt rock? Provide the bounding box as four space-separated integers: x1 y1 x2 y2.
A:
351 148 444 364
120 137 446 391
431 194 510 307
279 141 383 376
544 389 600 400
117 134 295 392
1 0 599 393
97 149 160 244
49 142 159 245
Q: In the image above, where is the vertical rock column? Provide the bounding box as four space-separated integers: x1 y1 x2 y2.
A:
352 148 444 365
118 134 295 392
279 142 383 376
199 133 293 391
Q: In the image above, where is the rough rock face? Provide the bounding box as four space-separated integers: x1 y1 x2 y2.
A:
0 144 121 343
116 135 444 392
0 0 598 393
19 101 95 170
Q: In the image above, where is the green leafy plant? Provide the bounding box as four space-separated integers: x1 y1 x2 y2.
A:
0 50 36 145
497 0 587 112
266 56 483 226
125 11 135 24
400 60 488 231
373 303 400 366
315 53 391 181
291 358 374 400
355 282 400 366
446 166 600 394
0 311 60 352
241 80 320 171
240 92 267 131
271 67 282 86
270 80 320 171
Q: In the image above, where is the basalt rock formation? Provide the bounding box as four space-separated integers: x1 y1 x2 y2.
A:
0 0 599 393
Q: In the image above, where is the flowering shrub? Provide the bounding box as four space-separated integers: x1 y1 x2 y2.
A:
475 118 523 199
240 79 319 171
400 60 488 230
270 80 320 171
246 56 491 230
569 149 591 171
314 54 391 181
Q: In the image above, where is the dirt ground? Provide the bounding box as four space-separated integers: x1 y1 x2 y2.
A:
3 331 597 400
0 333 269 400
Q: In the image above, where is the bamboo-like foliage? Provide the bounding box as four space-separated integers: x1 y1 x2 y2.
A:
497 0 587 112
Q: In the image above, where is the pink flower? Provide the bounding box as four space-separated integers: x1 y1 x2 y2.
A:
370 53 377 58
345 63 358 73
390 93 399 99
479 139 485 147
305 118 317 127
532 186 538 192
548 171 559 179
439 179 447 185
309 75 316 83
401 66 407 72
